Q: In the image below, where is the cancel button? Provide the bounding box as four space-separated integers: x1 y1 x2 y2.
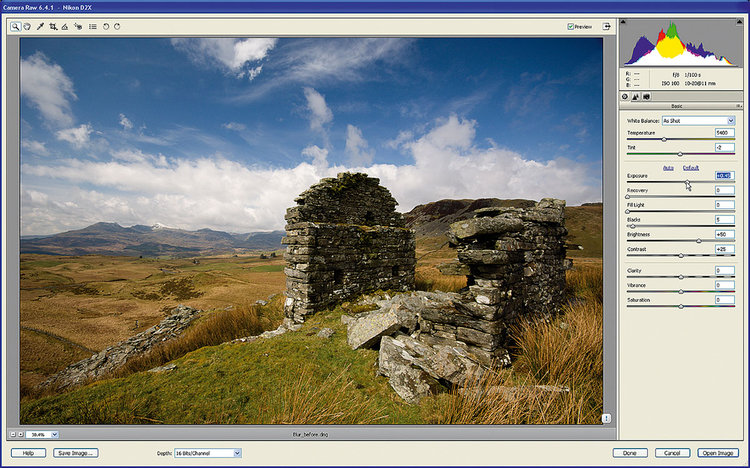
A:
656 448 690 458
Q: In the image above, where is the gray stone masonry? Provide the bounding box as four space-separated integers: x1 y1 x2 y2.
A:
429 198 568 361
282 173 416 323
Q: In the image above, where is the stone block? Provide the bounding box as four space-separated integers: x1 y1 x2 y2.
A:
379 335 441 405
419 305 505 335
449 216 524 240
347 309 401 350
457 249 521 265
468 286 503 305
436 261 471 276
457 326 503 350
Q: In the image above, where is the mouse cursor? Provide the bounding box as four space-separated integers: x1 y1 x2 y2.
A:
685 180 692 192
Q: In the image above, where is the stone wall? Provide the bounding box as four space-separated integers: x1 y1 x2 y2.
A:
344 198 568 403
449 197 568 322
421 198 568 362
282 173 416 323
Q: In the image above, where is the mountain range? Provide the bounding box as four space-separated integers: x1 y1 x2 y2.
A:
21 199 602 257
20 223 286 257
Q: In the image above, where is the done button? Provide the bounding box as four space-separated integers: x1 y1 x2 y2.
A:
613 448 648 458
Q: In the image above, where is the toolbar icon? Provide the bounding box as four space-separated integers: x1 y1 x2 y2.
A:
50 23 58 31
10 22 22 32
74 23 82 30
37 23 45 30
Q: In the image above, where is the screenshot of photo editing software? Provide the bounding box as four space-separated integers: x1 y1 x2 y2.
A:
1 0 748 466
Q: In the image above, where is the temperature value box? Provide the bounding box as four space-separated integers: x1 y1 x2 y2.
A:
715 230 735 239
715 266 735 275
715 295 735 305
715 128 735 137
715 215 735 224
715 245 735 254
715 200 735 209
715 143 735 152
715 281 735 290
715 185 735 195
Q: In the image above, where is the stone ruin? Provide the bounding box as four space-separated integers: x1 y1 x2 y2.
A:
282 173 568 403
344 198 568 403
428 198 569 360
282 172 416 323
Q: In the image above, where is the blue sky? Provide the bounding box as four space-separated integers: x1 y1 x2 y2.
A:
20 37 602 235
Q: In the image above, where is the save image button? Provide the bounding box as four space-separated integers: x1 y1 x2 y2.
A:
54 448 99 458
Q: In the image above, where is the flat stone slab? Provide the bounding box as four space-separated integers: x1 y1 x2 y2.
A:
449 216 524 240
347 309 401 350
379 335 440 404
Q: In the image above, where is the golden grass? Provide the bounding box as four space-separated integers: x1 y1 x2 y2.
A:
270 366 389 425
20 253 287 386
415 266 466 293
565 261 603 302
428 262 603 425
21 253 603 426
429 300 602 425
111 295 285 379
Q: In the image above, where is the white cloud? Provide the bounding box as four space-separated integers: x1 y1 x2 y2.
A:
367 115 601 210
21 156 339 235
230 38 414 103
20 52 77 128
111 149 168 167
384 130 413 149
282 38 411 83
21 115 600 235
303 87 333 132
171 38 277 79
21 139 49 156
119 113 133 130
55 123 93 149
345 125 374 166
240 65 263 81
222 122 246 131
301 145 328 169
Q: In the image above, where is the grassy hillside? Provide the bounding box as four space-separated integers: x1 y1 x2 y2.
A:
19 252 285 390
565 204 603 258
21 264 602 425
